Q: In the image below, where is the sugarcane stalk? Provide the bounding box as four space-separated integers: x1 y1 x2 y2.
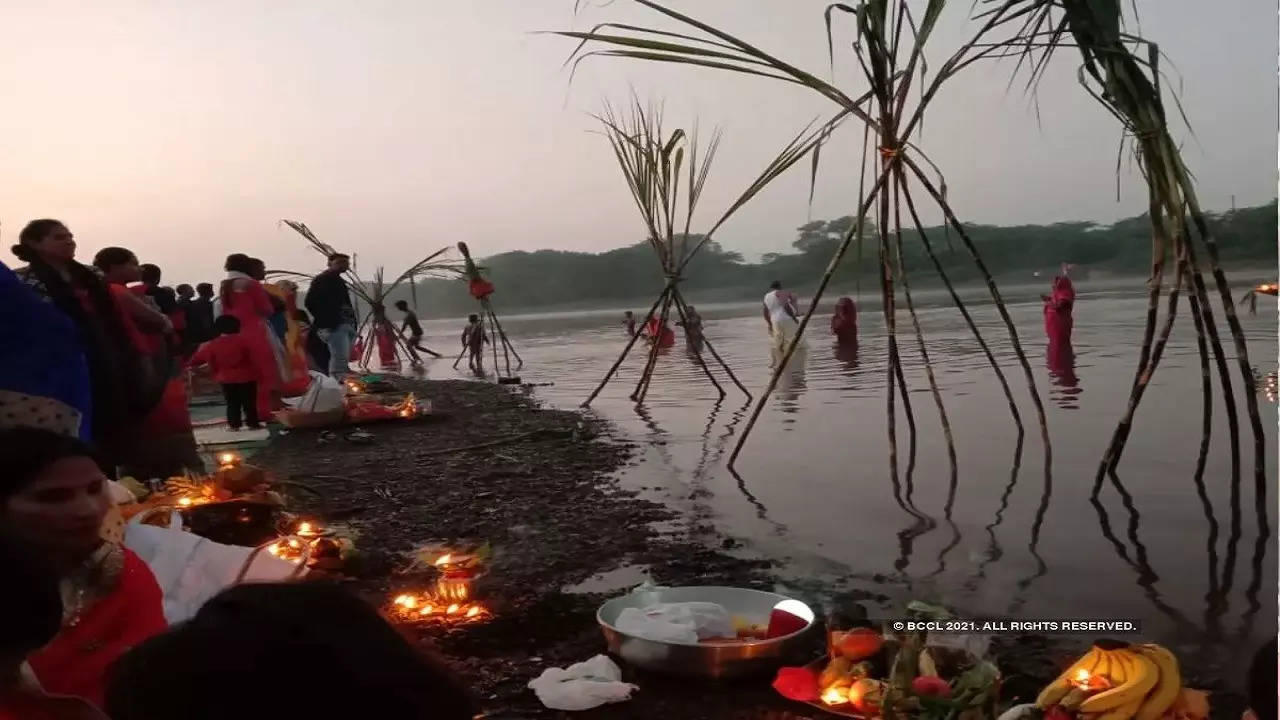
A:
892 167 956 475
1184 265 1222 633
897 174 1023 435
900 155 1052 470
632 286 674 403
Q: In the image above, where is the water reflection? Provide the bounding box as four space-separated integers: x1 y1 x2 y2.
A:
1092 471 1200 634
971 435 1025 586
835 341 860 371
774 349 808 421
461 291 1278 659
1046 341 1082 410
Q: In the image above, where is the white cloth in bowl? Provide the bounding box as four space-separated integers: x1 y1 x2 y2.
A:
615 601 734 643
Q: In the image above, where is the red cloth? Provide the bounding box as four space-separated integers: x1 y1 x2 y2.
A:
1043 275 1075 346
221 279 280 417
103 285 150 354
141 375 194 434
28 548 167 710
645 318 675 348
191 334 258 384
831 297 858 344
469 277 495 299
375 324 397 367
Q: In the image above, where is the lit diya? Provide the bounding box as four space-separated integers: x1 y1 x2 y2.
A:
391 593 488 622
217 451 242 469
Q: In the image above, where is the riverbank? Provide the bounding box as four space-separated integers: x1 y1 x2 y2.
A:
248 378 1248 720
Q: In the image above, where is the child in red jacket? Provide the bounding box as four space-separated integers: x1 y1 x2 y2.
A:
190 316 262 430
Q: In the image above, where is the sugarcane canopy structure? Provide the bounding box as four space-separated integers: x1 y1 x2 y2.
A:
580 99 847 407
453 240 523 380
278 220 468 371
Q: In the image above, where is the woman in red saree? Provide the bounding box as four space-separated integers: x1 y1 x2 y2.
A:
92 249 202 477
221 254 283 420
1042 266 1075 350
0 427 166 711
644 317 676 349
830 296 858 345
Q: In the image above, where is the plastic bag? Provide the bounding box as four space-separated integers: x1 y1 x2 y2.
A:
123 510 305 624
527 655 636 711
615 601 733 643
297 371 344 413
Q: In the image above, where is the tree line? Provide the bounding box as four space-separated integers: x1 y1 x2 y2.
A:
380 201 1276 318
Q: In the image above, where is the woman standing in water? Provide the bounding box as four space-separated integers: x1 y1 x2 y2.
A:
220 254 282 421
1042 263 1075 350
11 221 164 470
830 296 858 346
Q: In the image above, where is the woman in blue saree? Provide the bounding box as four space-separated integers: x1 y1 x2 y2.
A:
0 260 93 441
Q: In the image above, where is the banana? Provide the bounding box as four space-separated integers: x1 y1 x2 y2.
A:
1080 651 1160 713
1097 696 1143 720
1133 644 1181 720
1060 687 1089 710
1106 650 1130 686
1036 647 1104 709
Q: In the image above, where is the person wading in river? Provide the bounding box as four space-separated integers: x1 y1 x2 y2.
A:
394 301 441 365
763 280 802 368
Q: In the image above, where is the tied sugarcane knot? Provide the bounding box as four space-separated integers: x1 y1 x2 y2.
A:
878 145 903 159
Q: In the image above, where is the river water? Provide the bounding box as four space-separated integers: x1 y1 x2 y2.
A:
419 276 1277 673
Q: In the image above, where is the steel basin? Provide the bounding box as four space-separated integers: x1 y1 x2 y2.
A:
596 585 816 679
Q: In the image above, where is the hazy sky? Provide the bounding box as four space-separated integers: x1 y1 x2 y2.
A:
1 0 1274 284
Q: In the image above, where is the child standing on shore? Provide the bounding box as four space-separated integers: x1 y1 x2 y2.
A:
461 314 487 373
190 316 261 430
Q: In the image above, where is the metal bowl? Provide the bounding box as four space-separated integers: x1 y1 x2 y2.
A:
596 585 816 679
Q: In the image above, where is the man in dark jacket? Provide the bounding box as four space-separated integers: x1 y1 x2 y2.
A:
304 253 356 378
188 283 216 344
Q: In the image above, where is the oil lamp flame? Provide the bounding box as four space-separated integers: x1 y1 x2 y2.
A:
446 604 461 615
465 606 481 618
178 497 193 507
1074 669 1091 688
419 605 434 616
297 521 319 537
435 554 452 566
218 452 240 467
821 686 848 706
393 594 418 609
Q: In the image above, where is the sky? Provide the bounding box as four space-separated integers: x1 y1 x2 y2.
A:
0 0 1274 285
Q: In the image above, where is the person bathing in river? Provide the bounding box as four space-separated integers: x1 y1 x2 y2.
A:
830 296 857 346
394 301 441 365
1042 263 1075 350
462 314 487 373
763 280 803 368
678 305 704 354
643 316 676 349
623 310 636 336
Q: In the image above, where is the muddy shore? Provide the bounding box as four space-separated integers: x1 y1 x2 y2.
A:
250 378 1246 720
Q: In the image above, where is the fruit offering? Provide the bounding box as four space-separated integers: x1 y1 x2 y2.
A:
1034 641 1204 720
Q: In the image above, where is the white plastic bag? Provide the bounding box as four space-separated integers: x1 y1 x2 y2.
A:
123 510 306 624
298 371 344 413
527 655 636 711
615 601 733 643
